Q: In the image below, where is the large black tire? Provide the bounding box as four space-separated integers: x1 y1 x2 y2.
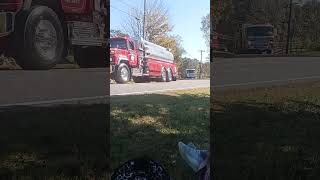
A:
12 6 64 70
267 49 273 54
115 63 130 84
133 76 145 83
166 69 172 82
74 46 107 68
160 68 167 82
172 73 177 81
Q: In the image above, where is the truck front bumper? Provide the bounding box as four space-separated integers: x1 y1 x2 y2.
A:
131 67 144 77
247 47 271 53
0 12 15 38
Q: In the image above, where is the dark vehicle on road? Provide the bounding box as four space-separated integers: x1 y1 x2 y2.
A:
186 69 196 79
239 24 274 54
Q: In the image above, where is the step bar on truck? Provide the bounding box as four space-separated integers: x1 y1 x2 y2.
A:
0 12 15 38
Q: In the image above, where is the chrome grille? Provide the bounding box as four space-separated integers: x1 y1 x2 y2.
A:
68 21 104 46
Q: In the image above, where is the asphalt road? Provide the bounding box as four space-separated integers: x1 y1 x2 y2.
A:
0 68 108 107
0 68 208 107
212 57 320 91
110 79 210 96
1 56 320 107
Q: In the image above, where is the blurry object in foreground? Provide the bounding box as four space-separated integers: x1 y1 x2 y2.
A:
178 142 210 179
111 157 170 180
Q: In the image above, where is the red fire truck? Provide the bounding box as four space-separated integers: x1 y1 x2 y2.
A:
0 0 107 69
110 36 178 84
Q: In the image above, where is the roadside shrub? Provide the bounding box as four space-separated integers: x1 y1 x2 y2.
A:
308 42 320 51
313 43 320 51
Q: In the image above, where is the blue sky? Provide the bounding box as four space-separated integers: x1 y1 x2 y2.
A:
110 0 210 60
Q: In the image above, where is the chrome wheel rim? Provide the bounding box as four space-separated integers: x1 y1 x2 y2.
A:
168 70 172 81
120 67 129 82
162 69 166 81
34 20 57 60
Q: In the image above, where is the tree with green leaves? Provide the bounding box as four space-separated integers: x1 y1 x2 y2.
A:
121 0 185 72
178 57 210 78
201 14 210 54
214 0 320 53
122 0 172 42
179 57 198 78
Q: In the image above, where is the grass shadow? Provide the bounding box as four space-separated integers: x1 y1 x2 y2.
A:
0 104 109 179
212 95 320 179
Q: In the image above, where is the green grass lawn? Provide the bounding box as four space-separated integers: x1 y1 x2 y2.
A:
0 105 109 179
111 88 210 179
213 81 320 179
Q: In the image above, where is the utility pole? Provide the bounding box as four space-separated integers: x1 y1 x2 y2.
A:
135 17 141 38
199 50 205 79
142 0 147 74
143 0 146 39
286 0 293 55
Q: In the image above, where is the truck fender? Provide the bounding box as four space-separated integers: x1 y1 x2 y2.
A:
118 57 128 65
161 66 166 73
22 1 62 13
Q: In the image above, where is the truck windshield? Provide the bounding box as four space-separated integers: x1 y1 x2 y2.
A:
110 39 127 49
187 70 195 73
247 27 273 37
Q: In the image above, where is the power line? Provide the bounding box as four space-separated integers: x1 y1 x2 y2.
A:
110 5 140 20
117 0 141 13
143 0 146 39
110 5 130 16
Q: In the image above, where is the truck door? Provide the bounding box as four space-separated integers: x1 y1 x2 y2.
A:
128 40 138 67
